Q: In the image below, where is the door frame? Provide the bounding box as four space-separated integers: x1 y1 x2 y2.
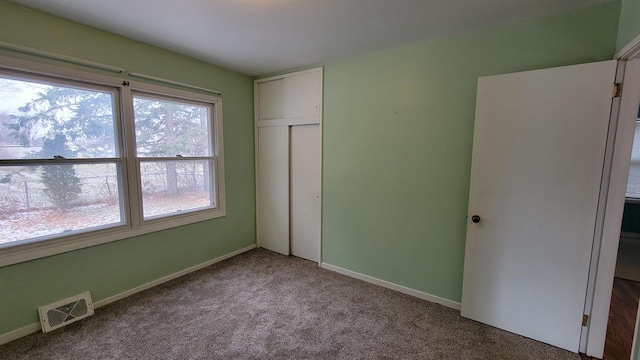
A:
583 36 640 357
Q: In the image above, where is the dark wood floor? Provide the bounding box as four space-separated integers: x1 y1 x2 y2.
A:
581 277 640 360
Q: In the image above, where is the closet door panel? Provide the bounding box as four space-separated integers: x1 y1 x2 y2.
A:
284 72 321 119
290 124 321 262
258 79 284 120
257 126 290 255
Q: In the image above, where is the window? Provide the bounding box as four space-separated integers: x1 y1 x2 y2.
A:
0 57 225 266
133 93 217 219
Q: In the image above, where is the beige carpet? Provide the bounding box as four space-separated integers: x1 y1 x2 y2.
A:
616 235 640 282
0 249 580 359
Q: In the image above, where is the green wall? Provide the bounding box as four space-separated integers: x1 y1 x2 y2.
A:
617 0 640 52
0 1 255 335
0 0 625 340
321 1 620 302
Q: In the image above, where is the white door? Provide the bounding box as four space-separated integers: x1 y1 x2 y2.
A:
461 61 618 352
257 126 290 255
290 124 322 262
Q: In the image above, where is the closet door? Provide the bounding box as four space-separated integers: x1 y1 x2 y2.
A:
257 126 290 255
258 79 284 120
284 72 321 119
255 67 323 262
290 124 321 262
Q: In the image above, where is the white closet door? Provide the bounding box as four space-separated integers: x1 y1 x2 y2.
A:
257 126 290 255
284 72 321 119
258 79 284 120
290 124 322 263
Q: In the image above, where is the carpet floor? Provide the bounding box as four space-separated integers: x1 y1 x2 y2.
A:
1 249 580 359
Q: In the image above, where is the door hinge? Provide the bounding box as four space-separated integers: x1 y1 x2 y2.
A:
582 314 589 326
613 83 622 98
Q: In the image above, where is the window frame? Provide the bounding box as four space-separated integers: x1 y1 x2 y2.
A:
0 55 226 267
131 91 218 222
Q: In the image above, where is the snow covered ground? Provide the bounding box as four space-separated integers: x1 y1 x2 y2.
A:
0 194 211 245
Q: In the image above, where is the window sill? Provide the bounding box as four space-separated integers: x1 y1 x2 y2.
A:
0 208 226 267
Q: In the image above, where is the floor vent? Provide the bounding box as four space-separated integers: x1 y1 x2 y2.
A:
38 292 94 333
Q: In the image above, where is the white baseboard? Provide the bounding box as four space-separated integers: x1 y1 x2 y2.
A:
320 262 461 310
94 244 256 308
0 323 41 346
0 244 256 346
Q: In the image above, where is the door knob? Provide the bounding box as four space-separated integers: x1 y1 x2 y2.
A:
471 215 481 223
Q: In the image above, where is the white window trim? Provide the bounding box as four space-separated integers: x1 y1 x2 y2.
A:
0 55 226 267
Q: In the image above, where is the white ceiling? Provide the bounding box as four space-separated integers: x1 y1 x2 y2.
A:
11 0 613 76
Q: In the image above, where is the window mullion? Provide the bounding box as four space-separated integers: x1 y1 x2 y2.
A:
121 85 143 230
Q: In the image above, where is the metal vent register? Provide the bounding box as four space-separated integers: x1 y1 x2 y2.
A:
38 292 94 332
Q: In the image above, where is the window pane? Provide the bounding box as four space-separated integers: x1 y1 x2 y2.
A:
627 121 640 199
0 163 124 246
140 160 214 219
0 76 118 160
133 95 211 157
